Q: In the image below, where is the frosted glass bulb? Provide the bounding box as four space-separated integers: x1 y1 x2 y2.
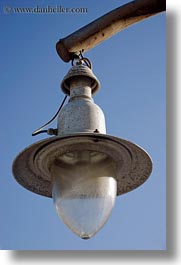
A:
51 150 117 239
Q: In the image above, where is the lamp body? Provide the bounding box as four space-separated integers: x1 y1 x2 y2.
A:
54 69 117 239
57 76 106 135
12 63 153 240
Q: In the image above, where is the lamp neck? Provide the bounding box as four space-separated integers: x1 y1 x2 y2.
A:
69 76 93 102
57 69 106 136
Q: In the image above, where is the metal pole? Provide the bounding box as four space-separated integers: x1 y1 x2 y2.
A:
56 0 166 62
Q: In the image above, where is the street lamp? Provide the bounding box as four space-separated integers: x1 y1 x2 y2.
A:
13 57 152 239
12 0 165 240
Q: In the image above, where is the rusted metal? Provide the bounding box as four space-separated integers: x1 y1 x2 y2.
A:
56 0 166 62
12 134 152 197
58 65 105 136
61 64 100 95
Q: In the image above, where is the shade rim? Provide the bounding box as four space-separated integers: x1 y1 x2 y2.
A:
12 133 152 198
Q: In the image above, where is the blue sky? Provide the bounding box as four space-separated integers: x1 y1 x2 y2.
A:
0 0 166 250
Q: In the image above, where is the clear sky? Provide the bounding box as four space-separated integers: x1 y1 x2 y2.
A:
0 0 166 250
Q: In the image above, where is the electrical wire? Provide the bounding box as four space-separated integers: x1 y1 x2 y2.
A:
32 95 67 136
32 53 91 136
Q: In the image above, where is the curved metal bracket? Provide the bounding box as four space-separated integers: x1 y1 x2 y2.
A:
56 0 166 62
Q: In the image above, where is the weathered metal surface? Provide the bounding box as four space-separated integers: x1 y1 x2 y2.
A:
12 134 152 198
61 64 100 95
56 0 166 62
58 65 105 135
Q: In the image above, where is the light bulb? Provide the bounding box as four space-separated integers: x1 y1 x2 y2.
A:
51 150 117 239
